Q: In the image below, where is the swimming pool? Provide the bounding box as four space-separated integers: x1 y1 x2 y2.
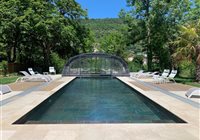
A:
14 77 185 124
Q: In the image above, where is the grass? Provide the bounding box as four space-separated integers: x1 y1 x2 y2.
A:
183 82 200 88
0 76 19 84
175 77 200 88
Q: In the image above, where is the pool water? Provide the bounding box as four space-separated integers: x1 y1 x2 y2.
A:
14 77 185 124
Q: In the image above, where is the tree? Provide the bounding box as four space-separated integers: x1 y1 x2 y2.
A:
121 0 192 71
172 21 200 82
0 0 92 71
99 31 127 58
125 0 153 70
0 0 21 63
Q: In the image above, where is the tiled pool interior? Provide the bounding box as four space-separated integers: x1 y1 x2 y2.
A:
14 77 185 124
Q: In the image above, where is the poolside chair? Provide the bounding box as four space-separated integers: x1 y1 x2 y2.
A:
185 88 200 98
137 71 159 78
130 70 144 78
153 69 170 84
0 85 12 95
49 67 56 74
28 68 39 75
154 70 177 84
28 68 52 81
164 70 177 83
17 71 49 82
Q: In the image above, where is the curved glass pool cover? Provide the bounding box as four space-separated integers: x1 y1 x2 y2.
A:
62 53 130 77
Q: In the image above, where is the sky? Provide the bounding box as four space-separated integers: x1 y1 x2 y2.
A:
75 0 129 19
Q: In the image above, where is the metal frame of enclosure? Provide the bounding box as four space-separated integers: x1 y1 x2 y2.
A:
62 53 130 77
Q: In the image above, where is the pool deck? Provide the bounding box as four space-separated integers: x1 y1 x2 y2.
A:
1 76 200 140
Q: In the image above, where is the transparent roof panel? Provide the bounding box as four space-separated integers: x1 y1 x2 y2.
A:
62 53 130 77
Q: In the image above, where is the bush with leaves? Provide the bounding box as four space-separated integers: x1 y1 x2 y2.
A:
128 55 144 72
178 60 195 78
50 53 65 74
2 60 8 76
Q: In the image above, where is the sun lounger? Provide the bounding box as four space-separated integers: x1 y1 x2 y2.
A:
153 69 170 83
130 70 144 78
164 70 177 83
17 71 50 82
154 69 177 84
28 68 37 75
185 88 200 98
49 67 56 74
137 71 159 78
28 68 52 81
0 85 12 95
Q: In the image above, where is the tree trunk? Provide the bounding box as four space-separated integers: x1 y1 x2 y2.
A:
6 27 20 63
147 46 153 71
6 46 11 63
6 45 16 63
145 0 152 71
196 45 200 82
196 64 200 82
43 42 51 71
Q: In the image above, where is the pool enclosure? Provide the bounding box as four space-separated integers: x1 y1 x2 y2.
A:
62 53 130 77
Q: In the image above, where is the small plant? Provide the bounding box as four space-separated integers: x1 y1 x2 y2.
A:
178 60 195 78
2 60 8 76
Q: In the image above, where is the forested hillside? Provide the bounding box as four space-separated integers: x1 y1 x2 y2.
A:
81 18 124 39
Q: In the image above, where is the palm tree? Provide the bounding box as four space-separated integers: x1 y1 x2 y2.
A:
172 20 200 82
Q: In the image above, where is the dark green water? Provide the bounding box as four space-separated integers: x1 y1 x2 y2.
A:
15 77 185 124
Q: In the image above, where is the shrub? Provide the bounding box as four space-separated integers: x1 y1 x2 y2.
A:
178 60 195 78
133 55 143 65
2 60 8 76
128 62 142 72
128 55 144 72
50 52 65 73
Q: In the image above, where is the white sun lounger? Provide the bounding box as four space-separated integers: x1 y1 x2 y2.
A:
164 70 177 83
185 88 200 98
153 69 170 83
154 70 178 84
49 67 56 74
28 68 37 75
28 68 52 81
130 70 144 78
17 71 49 82
0 85 12 95
137 71 159 78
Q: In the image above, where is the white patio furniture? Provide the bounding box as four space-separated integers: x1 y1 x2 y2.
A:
28 68 37 75
164 70 178 83
17 71 50 82
153 69 170 84
130 70 144 78
137 71 159 78
49 67 56 74
0 85 12 95
153 69 177 84
185 88 200 98
28 68 52 81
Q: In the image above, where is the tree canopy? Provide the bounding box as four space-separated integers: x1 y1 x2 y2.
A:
119 0 200 81
0 0 92 71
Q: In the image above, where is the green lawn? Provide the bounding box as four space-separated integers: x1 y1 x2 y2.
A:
0 76 19 84
175 77 200 88
183 82 200 88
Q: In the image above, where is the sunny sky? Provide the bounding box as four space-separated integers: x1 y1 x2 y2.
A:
76 0 129 19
